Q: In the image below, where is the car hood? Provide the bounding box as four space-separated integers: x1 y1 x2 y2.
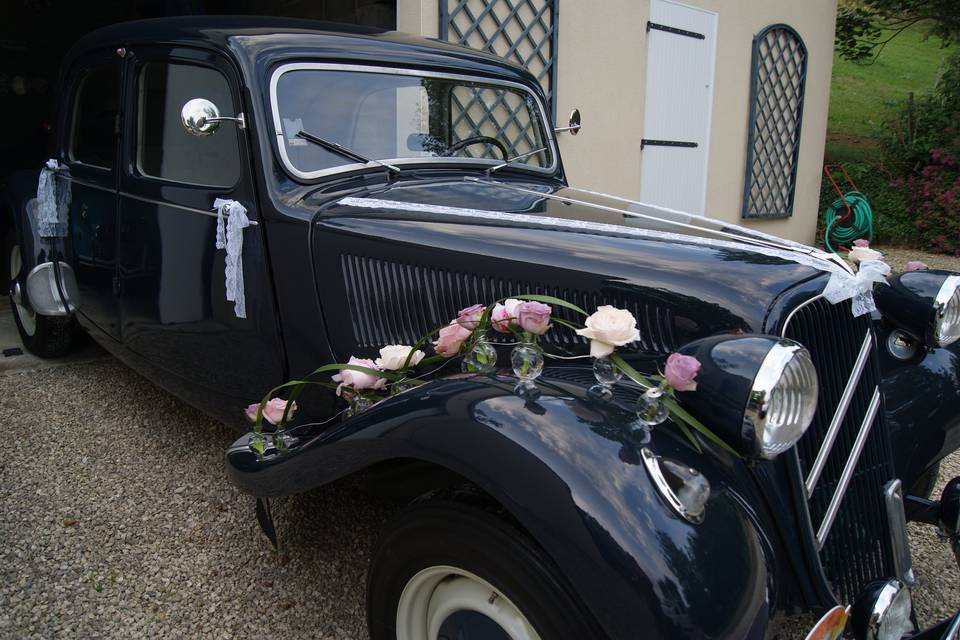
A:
311 176 843 356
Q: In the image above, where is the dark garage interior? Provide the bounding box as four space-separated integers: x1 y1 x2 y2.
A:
0 0 397 177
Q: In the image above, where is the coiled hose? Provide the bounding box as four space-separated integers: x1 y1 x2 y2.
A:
823 191 873 253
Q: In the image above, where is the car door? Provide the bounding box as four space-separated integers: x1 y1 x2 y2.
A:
61 52 122 340
117 46 284 421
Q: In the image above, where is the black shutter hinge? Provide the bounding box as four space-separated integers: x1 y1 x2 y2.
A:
646 21 705 40
641 139 699 150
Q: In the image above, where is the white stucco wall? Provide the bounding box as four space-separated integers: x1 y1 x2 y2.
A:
398 0 838 243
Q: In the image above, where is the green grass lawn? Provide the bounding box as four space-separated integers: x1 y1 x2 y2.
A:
827 23 949 161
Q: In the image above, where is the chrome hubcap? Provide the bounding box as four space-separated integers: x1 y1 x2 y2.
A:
396 565 541 640
9 243 36 337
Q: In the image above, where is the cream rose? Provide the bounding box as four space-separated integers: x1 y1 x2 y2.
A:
375 345 425 371
848 246 883 264
575 305 642 358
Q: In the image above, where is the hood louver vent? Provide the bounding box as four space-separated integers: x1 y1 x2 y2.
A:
341 254 677 354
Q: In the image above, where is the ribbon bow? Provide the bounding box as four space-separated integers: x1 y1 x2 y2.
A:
213 198 251 319
36 158 70 238
822 259 891 317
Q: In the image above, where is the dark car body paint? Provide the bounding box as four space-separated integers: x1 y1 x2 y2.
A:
4 16 958 639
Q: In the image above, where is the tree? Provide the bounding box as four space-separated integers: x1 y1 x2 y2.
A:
835 0 959 62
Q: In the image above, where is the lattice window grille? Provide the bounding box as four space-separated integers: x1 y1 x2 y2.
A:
741 24 808 219
440 0 558 159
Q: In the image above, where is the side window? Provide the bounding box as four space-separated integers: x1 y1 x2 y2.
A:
70 64 119 169
136 61 240 187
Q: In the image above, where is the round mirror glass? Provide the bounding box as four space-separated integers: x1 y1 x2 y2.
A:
181 98 221 137
568 108 581 135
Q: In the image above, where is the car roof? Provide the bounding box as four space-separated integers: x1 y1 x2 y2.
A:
66 16 540 89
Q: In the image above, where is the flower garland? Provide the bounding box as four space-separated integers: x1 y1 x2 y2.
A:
246 294 738 457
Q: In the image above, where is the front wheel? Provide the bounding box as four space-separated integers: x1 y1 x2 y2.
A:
6 232 74 358
367 497 603 640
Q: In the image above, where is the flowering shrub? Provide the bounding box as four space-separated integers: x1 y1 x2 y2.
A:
890 131 960 255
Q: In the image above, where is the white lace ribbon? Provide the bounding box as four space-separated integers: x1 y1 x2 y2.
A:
37 159 70 237
822 259 891 317
213 198 251 319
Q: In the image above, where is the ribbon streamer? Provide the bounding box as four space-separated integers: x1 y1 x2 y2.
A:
36 159 70 238
822 259 891 317
213 198 251 319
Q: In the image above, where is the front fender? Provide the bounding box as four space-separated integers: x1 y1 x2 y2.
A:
881 336 960 490
228 372 774 639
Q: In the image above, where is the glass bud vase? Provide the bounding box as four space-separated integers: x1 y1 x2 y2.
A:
589 356 623 401
511 343 544 381
390 377 419 396
343 394 374 420
636 387 669 426
462 337 498 374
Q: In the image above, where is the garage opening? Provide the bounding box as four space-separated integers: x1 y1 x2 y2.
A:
0 0 397 176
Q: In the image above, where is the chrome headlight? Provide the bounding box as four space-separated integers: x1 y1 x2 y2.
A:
745 342 819 459
850 579 916 640
933 275 960 346
676 335 818 459
875 271 960 348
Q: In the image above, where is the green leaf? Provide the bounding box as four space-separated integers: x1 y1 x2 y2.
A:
309 363 402 382
609 353 655 389
673 419 703 453
515 294 588 316
550 317 584 332
403 324 446 369
661 396 740 457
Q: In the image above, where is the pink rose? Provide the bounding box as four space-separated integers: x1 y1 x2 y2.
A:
245 397 297 425
905 261 928 271
491 298 521 333
664 353 701 392
456 304 486 330
434 320 472 357
852 238 870 248
331 357 387 397
517 301 552 335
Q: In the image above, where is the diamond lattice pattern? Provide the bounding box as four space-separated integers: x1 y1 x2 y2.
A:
442 0 556 159
742 26 808 218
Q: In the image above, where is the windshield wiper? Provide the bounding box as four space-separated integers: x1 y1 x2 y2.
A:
296 130 401 175
486 146 548 176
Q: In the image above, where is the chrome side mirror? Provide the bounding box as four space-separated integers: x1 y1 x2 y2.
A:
180 98 246 137
554 108 581 136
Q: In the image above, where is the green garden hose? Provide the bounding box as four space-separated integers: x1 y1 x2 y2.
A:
823 191 873 253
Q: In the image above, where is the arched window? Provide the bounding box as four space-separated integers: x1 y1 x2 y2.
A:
741 24 808 219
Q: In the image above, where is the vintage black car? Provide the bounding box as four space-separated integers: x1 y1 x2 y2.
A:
4 16 960 640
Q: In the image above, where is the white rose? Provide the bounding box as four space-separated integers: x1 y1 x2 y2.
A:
848 246 883 264
575 305 642 358
375 345 425 370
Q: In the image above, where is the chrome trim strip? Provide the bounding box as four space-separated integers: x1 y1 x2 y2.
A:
59 175 115 194
640 448 705 524
816 387 882 548
119 192 258 226
883 479 916 586
804 330 874 496
780 294 825 335
268 62 559 181
943 613 960 640
469 178 815 256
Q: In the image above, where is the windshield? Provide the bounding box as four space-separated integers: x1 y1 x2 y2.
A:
270 64 556 179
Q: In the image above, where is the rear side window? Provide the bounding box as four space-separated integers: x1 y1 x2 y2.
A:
136 62 240 187
70 65 119 169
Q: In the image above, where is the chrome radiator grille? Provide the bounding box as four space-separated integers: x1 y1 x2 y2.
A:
782 296 896 604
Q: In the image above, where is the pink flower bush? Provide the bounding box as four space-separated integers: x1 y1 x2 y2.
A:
331 356 387 397
852 238 870 248
905 261 929 271
456 303 486 330
434 320 472 357
517 301 552 335
491 299 521 333
245 397 297 425
664 353 701 392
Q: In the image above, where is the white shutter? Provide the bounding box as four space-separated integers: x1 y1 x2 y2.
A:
639 0 718 215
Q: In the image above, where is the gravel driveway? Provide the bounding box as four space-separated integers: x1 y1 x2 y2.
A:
1 247 958 639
